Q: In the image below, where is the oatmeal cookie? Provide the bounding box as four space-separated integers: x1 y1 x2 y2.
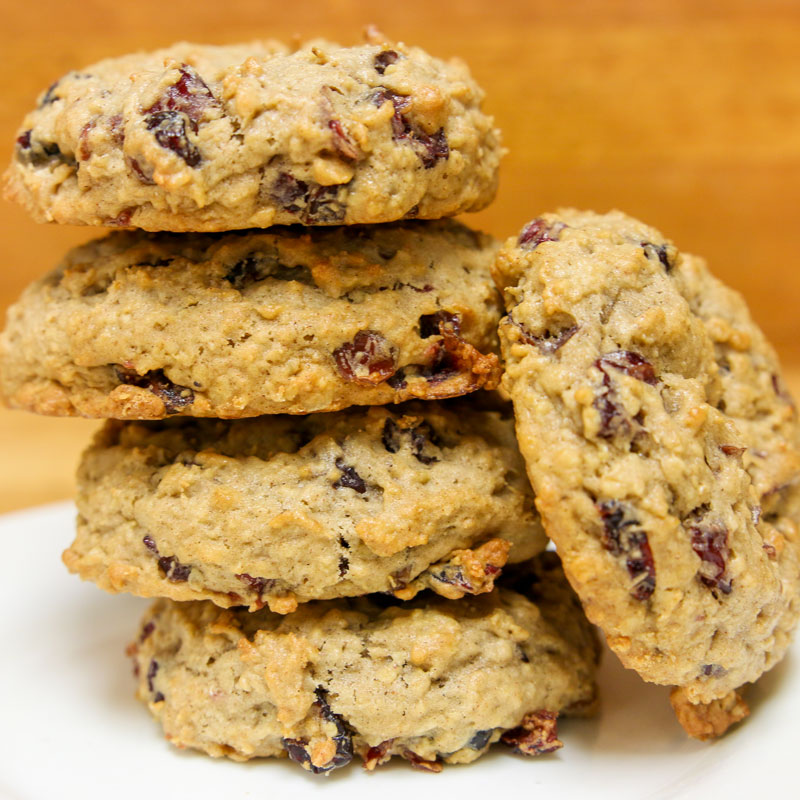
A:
0 221 501 418
127 554 599 773
494 209 800 736
4 36 501 231
64 402 546 611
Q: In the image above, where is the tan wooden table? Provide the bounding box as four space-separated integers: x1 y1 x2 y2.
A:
1 0 799 512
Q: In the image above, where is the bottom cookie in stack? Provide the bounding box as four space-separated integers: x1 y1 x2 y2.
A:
127 554 600 773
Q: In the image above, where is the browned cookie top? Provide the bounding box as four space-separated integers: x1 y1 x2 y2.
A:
4 37 501 231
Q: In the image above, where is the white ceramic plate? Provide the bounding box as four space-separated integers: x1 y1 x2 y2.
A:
0 502 797 800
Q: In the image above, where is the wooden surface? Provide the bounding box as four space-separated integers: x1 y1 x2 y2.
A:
1 0 800 512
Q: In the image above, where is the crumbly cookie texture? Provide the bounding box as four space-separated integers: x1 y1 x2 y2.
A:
127 554 600 773
64 401 546 611
494 209 800 735
4 36 501 231
0 221 501 418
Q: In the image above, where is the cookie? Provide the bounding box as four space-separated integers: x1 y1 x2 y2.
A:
493 209 800 736
64 401 545 612
4 36 501 231
127 554 600 773
0 221 502 418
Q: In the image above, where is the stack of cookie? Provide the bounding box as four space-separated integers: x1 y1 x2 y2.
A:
0 36 600 772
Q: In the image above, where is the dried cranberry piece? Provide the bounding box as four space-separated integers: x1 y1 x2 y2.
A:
333 331 396 385
153 692 165 703
701 664 727 678
386 369 408 390
382 418 401 453
144 64 217 123
410 422 439 464
333 458 367 493
370 87 448 168
626 532 656 601
107 208 134 227
129 157 155 184
419 310 460 338
314 688 353 769
690 523 732 594
145 111 201 166
468 729 495 750
338 556 350 576
404 751 443 772
518 219 566 250
381 417 439 464
115 366 195 413
328 118 360 161
501 710 563 756
142 535 159 554
374 50 400 74
17 136 76 168
597 500 656 600
597 351 658 385
157 556 191 582
235 573 277 596
139 621 155 643
364 740 393 770
146 659 159 692
39 80 61 107
641 241 672 271
283 691 353 774
508 313 577 355
719 444 746 456
269 172 347 223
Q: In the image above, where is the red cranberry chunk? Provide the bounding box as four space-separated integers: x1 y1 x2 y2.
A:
328 119 360 161
146 659 159 692
597 500 656 600
333 458 367 493
313 687 353 769
518 219 566 250
508 313 577 355
419 310 460 338
374 50 400 74
641 241 672 270
468 729 495 750
501 710 563 756
16 130 32 150
144 64 217 123
142 535 159 554
145 111 201 167
690 524 732 594
235 573 277 596
139 622 155 643
404 751 443 772
597 351 658 385
115 366 194 413
157 555 191 582
269 172 346 223
333 331 396 385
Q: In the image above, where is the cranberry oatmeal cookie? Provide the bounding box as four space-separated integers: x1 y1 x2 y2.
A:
127 554 599 773
494 209 800 738
0 221 501 418
65 402 546 612
4 36 501 231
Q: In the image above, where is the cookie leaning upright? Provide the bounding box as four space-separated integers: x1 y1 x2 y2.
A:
3 36 502 231
493 209 800 738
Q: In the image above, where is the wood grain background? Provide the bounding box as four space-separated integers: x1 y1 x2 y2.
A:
1 0 799 511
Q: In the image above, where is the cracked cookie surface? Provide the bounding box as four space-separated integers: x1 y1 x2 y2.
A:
127 554 599 773
0 221 501 418
494 209 800 730
4 37 501 231
65 401 546 611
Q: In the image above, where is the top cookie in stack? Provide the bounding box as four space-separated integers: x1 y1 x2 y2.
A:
4 36 501 231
